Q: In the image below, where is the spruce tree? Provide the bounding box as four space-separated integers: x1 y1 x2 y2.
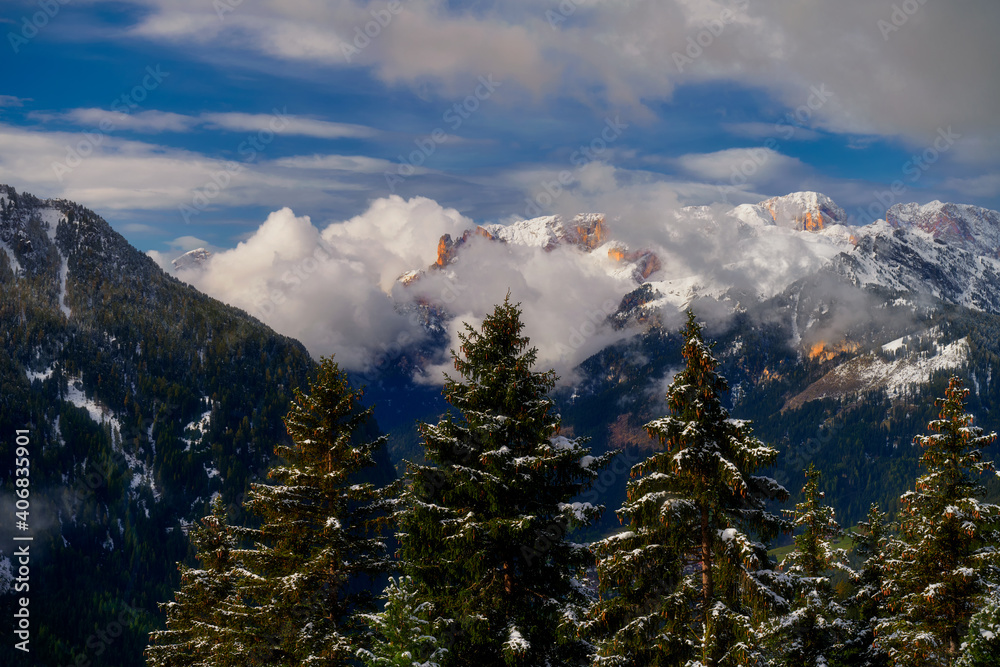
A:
768 464 852 667
395 296 614 666
586 311 789 666
878 376 1000 666
357 576 448 667
237 357 398 665
844 504 891 667
146 498 243 667
955 592 1000 667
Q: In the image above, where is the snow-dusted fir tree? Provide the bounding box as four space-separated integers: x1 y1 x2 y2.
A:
843 504 891 667
238 357 399 665
587 311 789 667
397 296 614 667
146 498 244 667
878 376 1000 666
357 576 449 667
955 590 1000 667
767 464 852 667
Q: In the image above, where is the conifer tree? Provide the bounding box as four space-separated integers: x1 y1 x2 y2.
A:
237 356 398 665
955 592 1000 667
357 576 448 667
146 498 243 667
844 504 891 667
396 296 614 667
768 464 852 667
586 311 789 667
878 376 1000 666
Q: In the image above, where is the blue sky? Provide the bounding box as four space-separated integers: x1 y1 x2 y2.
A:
2 0 999 257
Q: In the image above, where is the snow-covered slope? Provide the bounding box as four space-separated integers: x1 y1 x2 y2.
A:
887 200 1000 257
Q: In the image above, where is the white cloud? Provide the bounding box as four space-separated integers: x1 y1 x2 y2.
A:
170 206 422 370
119 222 160 234
271 154 400 173
677 148 806 185
411 238 635 385
0 96 29 107
105 0 1000 154
0 123 385 214
322 194 471 292
943 173 1000 199
161 196 471 370
30 108 198 133
28 107 380 139
156 193 640 381
200 112 377 139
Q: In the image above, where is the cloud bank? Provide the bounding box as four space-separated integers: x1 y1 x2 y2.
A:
164 193 642 382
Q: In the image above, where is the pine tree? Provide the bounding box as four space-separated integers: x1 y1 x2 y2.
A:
844 504 891 667
878 376 1000 666
145 498 244 667
586 311 789 667
768 464 852 667
237 356 398 666
396 296 614 666
357 576 448 667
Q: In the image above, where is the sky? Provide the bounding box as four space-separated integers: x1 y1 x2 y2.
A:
3 0 999 376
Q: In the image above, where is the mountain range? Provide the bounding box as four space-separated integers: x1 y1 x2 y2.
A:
4 183 1000 666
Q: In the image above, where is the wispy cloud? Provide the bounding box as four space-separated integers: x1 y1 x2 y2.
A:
29 108 198 133
0 95 29 107
200 112 377 139
29 107 380 139
271 154 405 173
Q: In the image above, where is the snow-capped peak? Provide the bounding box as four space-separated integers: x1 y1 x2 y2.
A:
479 213 607 251
887 200 1000 256
730 191 847 231
172 248 212 271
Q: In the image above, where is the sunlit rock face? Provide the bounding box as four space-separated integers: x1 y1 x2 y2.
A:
887 201 1000 257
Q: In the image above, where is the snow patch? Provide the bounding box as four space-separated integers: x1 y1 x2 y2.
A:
181 408 212 452
57 256 71 317
0 240 20 275
881 336 906 353
25 365 54 382
39 207 63 242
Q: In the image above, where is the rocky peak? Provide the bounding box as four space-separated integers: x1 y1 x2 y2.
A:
887 201 1000 256
732 191 847 231
479 213 607 252
434 226 495 267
